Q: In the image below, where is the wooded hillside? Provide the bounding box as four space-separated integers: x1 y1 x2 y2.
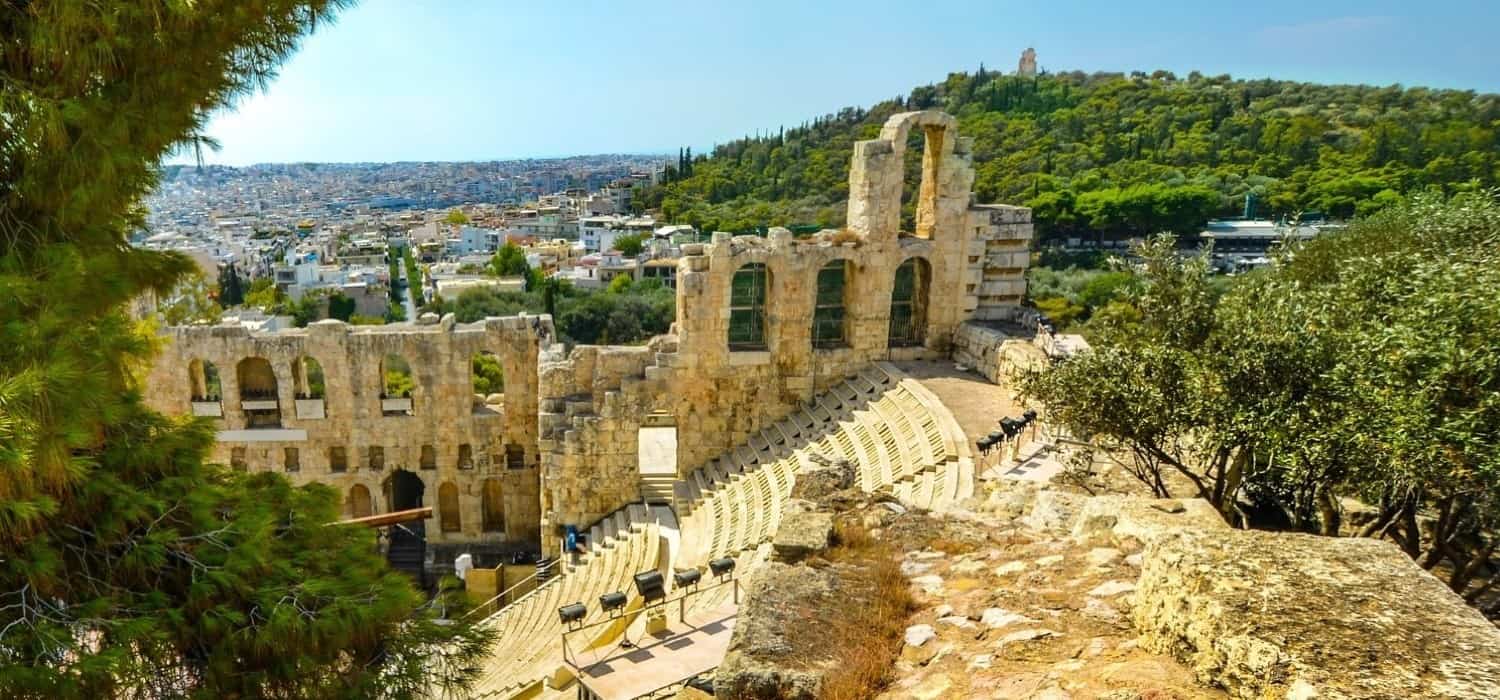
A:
634 69 1499 240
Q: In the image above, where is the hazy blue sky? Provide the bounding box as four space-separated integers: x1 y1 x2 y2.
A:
177 0 1500 165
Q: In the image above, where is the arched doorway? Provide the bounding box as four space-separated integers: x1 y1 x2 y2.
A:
889 257 930 347
384 469 426 584
387 469 425 511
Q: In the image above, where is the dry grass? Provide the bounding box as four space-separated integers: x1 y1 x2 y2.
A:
926 536 979 556
817 521 917 700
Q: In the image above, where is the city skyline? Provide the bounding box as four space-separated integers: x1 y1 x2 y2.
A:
174 0 1500 166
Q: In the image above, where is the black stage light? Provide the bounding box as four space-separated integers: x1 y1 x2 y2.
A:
674 568 703 589
709 557 736 577
558 602 587 625
633 570 666 603
598 591 627 612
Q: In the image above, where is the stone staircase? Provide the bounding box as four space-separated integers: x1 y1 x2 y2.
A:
639 473 676 505
480 361 974 699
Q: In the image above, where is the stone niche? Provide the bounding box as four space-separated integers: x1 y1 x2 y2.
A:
142 314 548 548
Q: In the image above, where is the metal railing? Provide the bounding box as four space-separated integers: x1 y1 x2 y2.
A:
463 557 565 620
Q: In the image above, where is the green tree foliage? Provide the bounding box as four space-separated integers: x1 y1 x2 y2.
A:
471 354 504 395
444 208 469 226
426 279 674 346
216 265 244 306
611 233 644 257
161 269 221 326
0 2 492 696
326 291 356 321
388 252 403 301
487 242 531 278
243 276 284 310
1021 192 1500 614
1025 264 1136 330
403 249 424 306
637 71 1498 238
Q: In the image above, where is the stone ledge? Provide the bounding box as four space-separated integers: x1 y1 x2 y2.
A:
1134 528 1500 699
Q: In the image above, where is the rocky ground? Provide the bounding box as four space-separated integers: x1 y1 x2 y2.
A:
867 486 1224 700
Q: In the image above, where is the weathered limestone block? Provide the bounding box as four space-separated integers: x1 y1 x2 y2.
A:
715 562 837 700
1071 495 1226 545
789 458 856 501
771 511 834 563
1022 489 1088 533
1135 528 1500 699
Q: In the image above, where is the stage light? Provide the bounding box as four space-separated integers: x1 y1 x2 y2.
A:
709 557 736 578
598 591 627 613
558 602 587 625
674 568 702 589
633 570 666 603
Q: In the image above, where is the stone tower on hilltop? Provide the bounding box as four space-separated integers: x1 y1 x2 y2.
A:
1018 47 1037 77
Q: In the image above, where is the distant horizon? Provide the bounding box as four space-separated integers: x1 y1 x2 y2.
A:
164 152 675 169
174 0 1500 166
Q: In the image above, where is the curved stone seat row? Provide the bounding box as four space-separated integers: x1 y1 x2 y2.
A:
472 363 975 698
674 363 973 571
472 506 662 699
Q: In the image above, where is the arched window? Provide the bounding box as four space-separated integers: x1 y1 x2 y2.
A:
381 354 415 416
347 484 373 519
237 357 280 428
728 263 768 351
889 257 930 347
812 260 850 349
471 351 504 414
189 358 221 401
292 356 325 399
481 478 505 533
438 482 461 533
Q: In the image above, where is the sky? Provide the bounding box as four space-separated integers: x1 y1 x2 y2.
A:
176 0 1500 166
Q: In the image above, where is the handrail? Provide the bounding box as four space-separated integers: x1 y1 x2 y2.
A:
465 557 565 620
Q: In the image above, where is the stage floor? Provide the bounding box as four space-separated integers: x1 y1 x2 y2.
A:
572 603 737 700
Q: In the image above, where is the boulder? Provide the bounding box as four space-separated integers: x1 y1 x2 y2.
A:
715 562 837 699
791 458 857 501
1071 495 1226 545
1134 528 1500 699
771 511 834 563
1022 489 1087 533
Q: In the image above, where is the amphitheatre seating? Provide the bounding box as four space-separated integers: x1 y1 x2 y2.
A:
471 508 662 699
473 362 974 699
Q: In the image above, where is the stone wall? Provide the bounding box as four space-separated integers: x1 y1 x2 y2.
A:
534 111 1033 551
144 110 1034 558
142 314 547 548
